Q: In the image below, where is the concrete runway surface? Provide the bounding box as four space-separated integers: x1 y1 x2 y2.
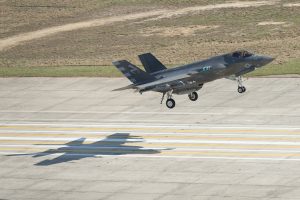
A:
0 77 299 200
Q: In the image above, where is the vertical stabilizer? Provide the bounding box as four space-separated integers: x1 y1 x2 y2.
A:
138 53 167 73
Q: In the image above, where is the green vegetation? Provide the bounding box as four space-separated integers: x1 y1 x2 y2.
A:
0 66 121 77
1 59 299 77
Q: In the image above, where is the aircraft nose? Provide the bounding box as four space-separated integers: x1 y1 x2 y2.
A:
262 56 275 64
255 55 275 67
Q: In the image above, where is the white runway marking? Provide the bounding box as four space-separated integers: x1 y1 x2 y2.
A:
0 122 299 130
0 110 299 117
0 118 181 123
2 130 300 138
4 144 300 153
1 123 300 161
3 152 300 162
2 136 300 146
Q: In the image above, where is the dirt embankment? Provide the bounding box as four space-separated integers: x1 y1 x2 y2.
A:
0 10 167 51
0 0 280 52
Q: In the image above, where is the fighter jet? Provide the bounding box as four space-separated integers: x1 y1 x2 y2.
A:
113 50 274 109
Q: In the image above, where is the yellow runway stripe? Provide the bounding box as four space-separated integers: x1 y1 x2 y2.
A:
1 125 300 160
2 140 300 149
2 133 300 142
0 125 299 134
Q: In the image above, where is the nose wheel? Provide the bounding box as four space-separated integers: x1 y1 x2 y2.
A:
237 76 246 93
238 86 246 93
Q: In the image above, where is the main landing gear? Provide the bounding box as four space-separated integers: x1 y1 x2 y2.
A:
161 91 199 109
188 92 198 101
166 98 175 109
161 90 176 109
237 76 246 94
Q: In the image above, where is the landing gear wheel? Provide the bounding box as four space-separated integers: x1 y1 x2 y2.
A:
242 86 246 92
166 99 176 109
238 86 246 93
188 92 198 101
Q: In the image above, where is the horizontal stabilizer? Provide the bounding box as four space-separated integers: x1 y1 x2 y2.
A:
138 53 167 73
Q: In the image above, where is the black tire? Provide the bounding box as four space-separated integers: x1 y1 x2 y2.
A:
242 86 246 93
238 87 244 93
166 99 176 109
188 92 198 101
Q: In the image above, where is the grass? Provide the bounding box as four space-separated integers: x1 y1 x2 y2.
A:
0 59 299 77
0 65 121 77
248 58 300 76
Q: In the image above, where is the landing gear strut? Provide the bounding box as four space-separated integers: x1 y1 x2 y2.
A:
188 92 198 101
160 92 166 104
237 76 246 93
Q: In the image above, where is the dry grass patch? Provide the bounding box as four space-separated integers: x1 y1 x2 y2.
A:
257 21 287 26
140 25 219 37
0 0 299 76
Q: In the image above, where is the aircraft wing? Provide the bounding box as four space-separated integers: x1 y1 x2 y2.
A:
112 84 136 91
137 72 197 92
225 75 237 81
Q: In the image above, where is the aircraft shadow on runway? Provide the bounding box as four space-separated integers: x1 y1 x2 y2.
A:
7 133 166 166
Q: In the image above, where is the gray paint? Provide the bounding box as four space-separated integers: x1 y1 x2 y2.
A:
113 50 274 107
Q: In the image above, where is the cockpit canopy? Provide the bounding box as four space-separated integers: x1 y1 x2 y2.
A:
232 50 253 58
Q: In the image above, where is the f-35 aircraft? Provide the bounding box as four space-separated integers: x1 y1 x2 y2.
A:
113 50 274 109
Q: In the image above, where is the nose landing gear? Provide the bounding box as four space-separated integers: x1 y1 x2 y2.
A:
237 76 246 93
238 86 246 93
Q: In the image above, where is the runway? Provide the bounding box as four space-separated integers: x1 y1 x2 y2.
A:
1 123 300 161
0 77 300 200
